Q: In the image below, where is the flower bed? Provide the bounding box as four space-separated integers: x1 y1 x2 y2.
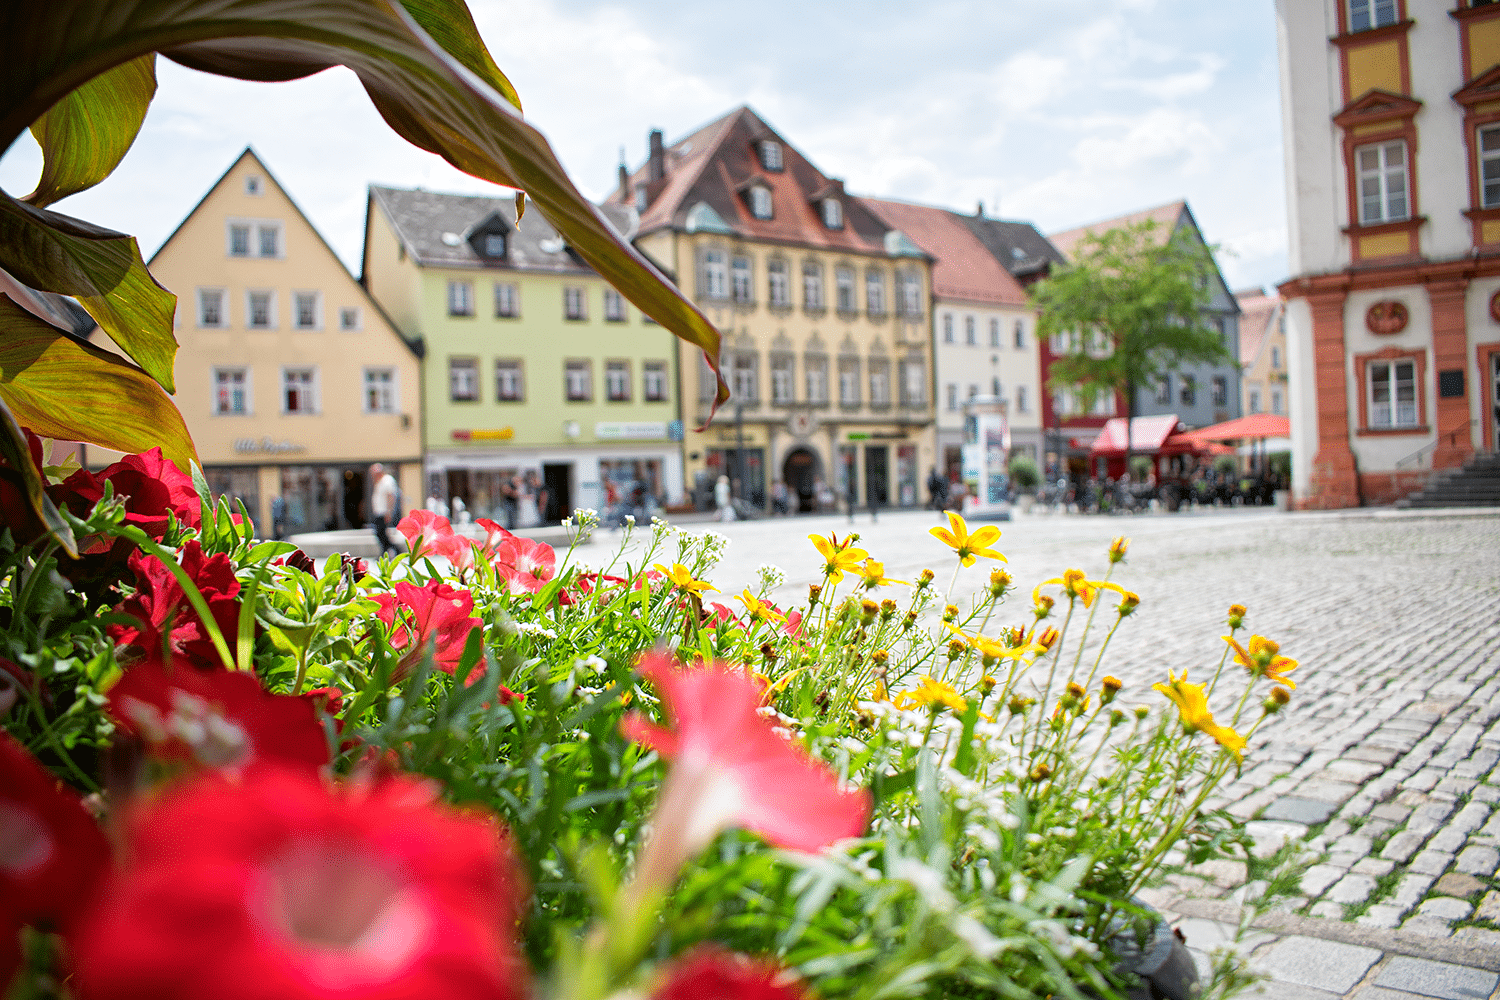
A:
0 439 1301 1000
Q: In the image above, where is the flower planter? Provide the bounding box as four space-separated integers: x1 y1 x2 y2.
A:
1110 911 1199 1000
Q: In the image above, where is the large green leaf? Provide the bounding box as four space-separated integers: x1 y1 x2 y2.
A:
398 0 521 113
26 54 157 209
0 194 177 392
0 295 196 474
0 392 76 556
0 1 727 409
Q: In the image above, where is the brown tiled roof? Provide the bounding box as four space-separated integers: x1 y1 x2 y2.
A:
1047 201 1187 262
1235 288 1279 367
613 106 891 255
862 198 1028 306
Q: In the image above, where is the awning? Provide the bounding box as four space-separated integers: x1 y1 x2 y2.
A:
1089 415 1184 455
1185 413 1290 442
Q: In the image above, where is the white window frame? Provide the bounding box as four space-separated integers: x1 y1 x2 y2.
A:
869 362 891 407
1155 375 1171 406
246 289 276 330
1348 0 1397 33
1356 140 1409 225
802 262 824 310
483 232 507 258
1271 387 1284 414
702 249 728 300
965 315 976 346
1179 375 1197 406
565 360 593 401
943 314 954 343
1212 376 1228 407
1248 387 1262 414
292 290 322 331
1016 386 1028 412
197 287 227 328
901 360 927 407
839 359 860 407
731 256 753 303
281 366 318 415
564 286 587 321
732 353 758 402
805 357 828 404
899 271 921 316
822 198 842 229
835 267 855 313
749 186 773 220
768 260 789 307
244 175 262 196
448 280 474 317
228 223 251 257
946 383 958 411
770 358 794 404
496 359 525 402
339 306 362 331
212 367 250 416
1014 320 1025 349
759 140 783 171
865 270 886 316
1367 358 1418 428
495 282 520 319
989 318 1000 348
643 361 668 402
256 223 280 259
1271 345 1281 369
605 360 631 402
1480 124 1500 209
603 288 626 322
363 367 397 414
227 218 283 259
449 357 479 402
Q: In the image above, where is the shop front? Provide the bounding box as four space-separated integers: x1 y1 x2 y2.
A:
204 460 414 539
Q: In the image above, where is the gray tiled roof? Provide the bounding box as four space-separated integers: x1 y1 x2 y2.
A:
369 185 636 275
957 216 1068 280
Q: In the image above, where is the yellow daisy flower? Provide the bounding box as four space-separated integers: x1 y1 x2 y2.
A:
652 562 716 596
856 558 908 590
928 511 1006 567
1223 634 1299 690
809 533 868 584
1152 670 1246 762
894 676 967 714
736 589 785 624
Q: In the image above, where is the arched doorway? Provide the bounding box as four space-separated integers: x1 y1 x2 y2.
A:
782 447 821 514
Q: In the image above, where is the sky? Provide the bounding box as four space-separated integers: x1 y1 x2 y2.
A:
0 0 1288 295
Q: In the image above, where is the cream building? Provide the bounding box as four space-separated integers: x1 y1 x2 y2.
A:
1236 287 1289 419
608 107 936 513
147 149 423 534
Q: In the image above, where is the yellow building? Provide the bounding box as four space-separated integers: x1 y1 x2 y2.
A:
147 149 423 534
1236 287 1289 419
608 107 936 512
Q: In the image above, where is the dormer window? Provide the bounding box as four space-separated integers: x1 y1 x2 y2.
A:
750 186 773 220
822 198 843 229
483 233 506 257
245 175 262 196
759 141 783 171
635 185 648 212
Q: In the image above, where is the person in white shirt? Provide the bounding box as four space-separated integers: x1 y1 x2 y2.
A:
369 463 399 557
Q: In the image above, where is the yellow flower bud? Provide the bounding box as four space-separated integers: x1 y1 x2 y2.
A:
947 639 966 661
871 648 889 666
880 598 898 619
1109 536 1130 563
1008 695 1035 715
1118 592 1140 617
1029 762 1052 782
1134 704 1150 720
1034 595 1055 620
1100 676 1123 705
1227 604 1247 630
943 604 959 623
988 568 1012 598
808 583 822 608
980 675 997 694
917 568 935 589
860 599 879 623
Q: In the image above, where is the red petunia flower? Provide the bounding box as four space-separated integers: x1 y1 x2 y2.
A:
72 767 530 1000
56 447 199 537
653 946 808 1000
0 733 111 946
621 654 870 890
473 519 514 561
395 510 454 561
492 536 555 586
373 580 483 680
108 540 243 669
107 662 330 773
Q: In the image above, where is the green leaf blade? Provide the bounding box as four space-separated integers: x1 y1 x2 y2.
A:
27 54 157 209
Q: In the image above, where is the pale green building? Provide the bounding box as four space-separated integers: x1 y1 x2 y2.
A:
362 186 683 523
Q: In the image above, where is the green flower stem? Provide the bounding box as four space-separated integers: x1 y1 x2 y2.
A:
1080 614 1125 695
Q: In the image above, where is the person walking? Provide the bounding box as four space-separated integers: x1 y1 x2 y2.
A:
369 463 399 557
926 467 947 512
714 474 735 522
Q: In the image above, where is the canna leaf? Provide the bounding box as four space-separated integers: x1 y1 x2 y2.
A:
0 295 196 473
0 194 177 392
0 391 76 556
26 55 158 210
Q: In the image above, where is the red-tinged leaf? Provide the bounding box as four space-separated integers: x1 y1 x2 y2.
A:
26 55 157 210
0 391 75 555
0 295 196 474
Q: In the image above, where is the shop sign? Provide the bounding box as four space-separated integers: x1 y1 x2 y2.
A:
595 421 668 440
846 432 870 441
452 428 514 442
233 437 306 455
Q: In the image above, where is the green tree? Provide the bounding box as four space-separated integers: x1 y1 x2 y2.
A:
1032 219 1232 478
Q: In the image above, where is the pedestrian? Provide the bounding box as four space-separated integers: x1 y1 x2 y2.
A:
771 479 789 517
368 463 399 557
714 474 735 522
270 495 286 541
926 467 947 511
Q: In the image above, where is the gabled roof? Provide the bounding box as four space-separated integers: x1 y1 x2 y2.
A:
367 185 625 274
1234 287 1280 367
959 216 1068 281
611 106 898 256
1047 201 1188 262
862 197 1029 307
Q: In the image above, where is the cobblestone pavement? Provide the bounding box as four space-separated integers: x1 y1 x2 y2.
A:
598 505 1500 997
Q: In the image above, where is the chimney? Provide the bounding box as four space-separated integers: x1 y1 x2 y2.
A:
648 129 665 183
617 152 630 202
976 200 984 218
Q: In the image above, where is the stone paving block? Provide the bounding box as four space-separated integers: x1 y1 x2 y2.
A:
1382 830 1427 863
1450 802 1491 834
1326 851 1364 869
1346 745 1401 766
1391 873 1437 910
1309 900 1346 919
1374 955 1499 999
1455 845 1499 876
1432 872 1487 899
1407 800 1459 836
1330 833 1375 856
1351 989 1437 1000
1453 926 1500 948
1241 983 1341 1000
1475 889 1500 922
1300 864 1345 897
1245 820 1310 858
1192 859 1247 888
1409 850 1455 877
1417 896 1474 921
1405 768 1445 792
1326 873 1377 904
1257 935 1382 994
1433 777 1479 800
1371 802 1412 823
1427 827 1471 854
1328 758 1388 783
1172 916 1275 956
1356 903 1407 928
1470 784 1500 804
1266 797 1338 825
1353 856 1397 877
1295 779 1362 805
1399 915 1456 937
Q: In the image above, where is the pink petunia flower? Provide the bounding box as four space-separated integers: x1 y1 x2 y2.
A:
621 653 871 892
493 536 555 586
653 946 808 1000
395 509 455 561
72 766 530 1000
373 580 483 680
108 541 245 670
473 518 514 561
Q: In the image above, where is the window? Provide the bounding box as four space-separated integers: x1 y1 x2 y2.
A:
258 226 279 258
564 286 587 320
1212 376 1228 407
802 262 824 310
1014 320 1025 349
229 224 250 257
603 289 626 322
750 186 773 220
732 256 753 303
495 283 520 318
1091 393 1117 416
822 199 842 229
603 360 630 401
565 360 593 401
1271 345 1281 369
946 383 958 411
644 361 668 402
1271 387 1284 414
989 319 1000 348
448 280 474 317
1347 0 1397 32
213 368 248 415
449 357 478 402
835 267 856 313
340 307 361 331
1368 358 1417 427
1249 388 1262 413
294 291 320 330
1356 141 1409 224
839 358 860 406
805 356 829 404
226 220 281 258
965 316 976 345
731 353 758 402
702 249 727 299
198 288 226 328
247 290 274 329
245 175 262 195
992 377 1002 397
1016 386 1028 412
364 368 395 413
898 270 921 317
1155 375 1171 405
869 360 891 407
1480 125 1500 209
635 186 648 212
866 270 886 316
968 384 979 401
1179 375 1196 406
496 360 524 402
483 233 506 257
759 140 783 171
768 260 789 307
771 356 794 404
900 360 926 407
282 368 316 414
942 314 954 343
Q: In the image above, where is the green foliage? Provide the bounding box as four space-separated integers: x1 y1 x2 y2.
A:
1007 455 1041 491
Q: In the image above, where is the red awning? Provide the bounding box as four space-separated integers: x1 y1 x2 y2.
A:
1089 415 1184 455
1185 413 1290 442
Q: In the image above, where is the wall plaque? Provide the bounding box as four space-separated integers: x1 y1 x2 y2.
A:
1364 300 1408 335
